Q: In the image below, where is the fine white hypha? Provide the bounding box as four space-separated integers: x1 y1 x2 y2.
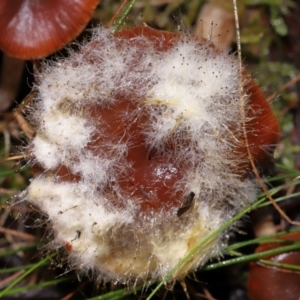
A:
26 26 262 283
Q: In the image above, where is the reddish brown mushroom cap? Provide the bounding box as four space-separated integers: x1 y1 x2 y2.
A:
31 26 280 215
248 232 300 300
116 26 280 171
0 0 99 59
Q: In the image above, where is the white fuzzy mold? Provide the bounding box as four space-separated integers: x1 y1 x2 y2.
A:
25 26 278 284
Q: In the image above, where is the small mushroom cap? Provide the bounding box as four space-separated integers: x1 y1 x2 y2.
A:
248 232 300 300
0 0 99 59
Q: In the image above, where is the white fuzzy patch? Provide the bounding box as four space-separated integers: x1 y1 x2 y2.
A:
40 113 94 149
146 39 238 128
25 26 262 283
28 178 135 263
32 136 61 169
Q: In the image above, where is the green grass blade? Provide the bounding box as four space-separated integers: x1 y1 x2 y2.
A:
112 0 137 34
0 253 54 298
0 261 49 274
0 243 39 258
0 167 30 177
202 243 300 271
2 276 73 296
259 259 300 271
88 284 144 300
225 228 300 252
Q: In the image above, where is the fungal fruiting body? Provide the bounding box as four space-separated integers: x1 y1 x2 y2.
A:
0 0 99 59
248 232 300 300
26 26 279 283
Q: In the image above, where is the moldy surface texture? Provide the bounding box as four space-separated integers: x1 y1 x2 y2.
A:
26 26 279 283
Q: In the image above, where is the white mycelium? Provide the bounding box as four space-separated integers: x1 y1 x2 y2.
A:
26 26 262 283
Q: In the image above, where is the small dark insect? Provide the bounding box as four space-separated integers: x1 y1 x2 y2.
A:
177 192 195 217
71 230 81 242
